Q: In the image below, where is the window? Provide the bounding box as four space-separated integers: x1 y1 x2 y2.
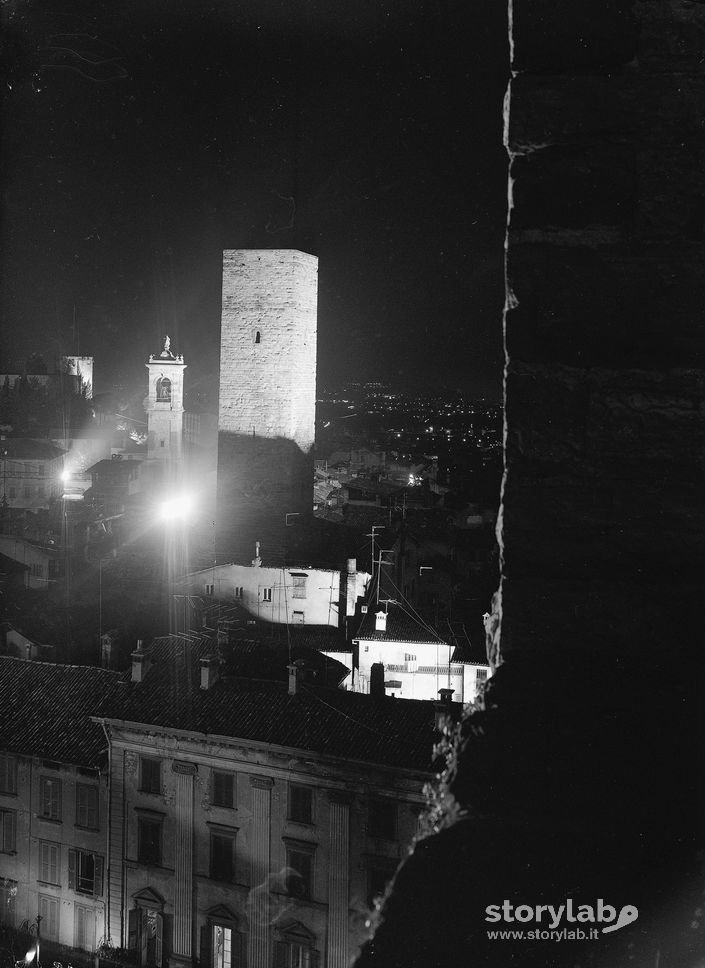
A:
38 464 46 477
0 755 17 795
76 784 99 829
0 810 15 852
234 586 243 598
404 653 417 662
137 817 162 866
8 486 15 499
23 486 30 499
68 848 103 896
291 576 307 599
285 844 315 901
39 776 61 820
39 895 59 941
212 925 233 968
262 587 272 603
274 926 318 968
210 832 236 882
37 485 45 498
291 611 305 624
205 583 215 596
0 878 17 927
39 841 60 884
212 772 234 809
160 439 165 447
31 563 43 579
201 918 243 968
254 331 261 344
128 907 163 968
74 903 95 951
140 757 161 794
288 785 313 825
368 800 397 840
156 377 171 402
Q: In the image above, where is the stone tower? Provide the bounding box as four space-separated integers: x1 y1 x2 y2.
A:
217 249 318 564
145 336 186 464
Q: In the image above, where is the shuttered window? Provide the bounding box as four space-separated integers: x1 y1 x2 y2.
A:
39 776 61 821
0 755 17 795
39 842 59 884
39 895 59 940
76 784 99 829
74 904 94 951
0 810 16 853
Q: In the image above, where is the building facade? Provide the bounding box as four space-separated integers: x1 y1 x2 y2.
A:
0 660 121 967
183 559 369 630
0 536 61 591
102 701 428 968
0 439 65 513
350 606 490 703
0 642 441 968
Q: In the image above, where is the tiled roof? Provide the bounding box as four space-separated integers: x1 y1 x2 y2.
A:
354 603 444 646
106 637 438 772
216 637 350 688
0 657 123 766
0 438 66 461
449 617 490 666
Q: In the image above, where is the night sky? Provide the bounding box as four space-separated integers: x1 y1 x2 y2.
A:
1 0 508 403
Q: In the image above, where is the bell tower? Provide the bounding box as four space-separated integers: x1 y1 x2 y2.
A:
145 336 186 463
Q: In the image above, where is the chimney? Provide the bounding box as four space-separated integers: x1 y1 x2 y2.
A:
288 659 306 696
100 630 117 669
131 640 152 683
200 655 220 691
345 558 358 619
370 661 385 698
252 541 262 567
434 687 454 730
375 609 387 633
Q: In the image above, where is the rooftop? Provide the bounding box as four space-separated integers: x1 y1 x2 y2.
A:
0 438 67 461
354 602 445 646
0 639 441 773
108 636 438 772
0 657 122 767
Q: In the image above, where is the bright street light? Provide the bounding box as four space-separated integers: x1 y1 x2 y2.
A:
157 493 194 523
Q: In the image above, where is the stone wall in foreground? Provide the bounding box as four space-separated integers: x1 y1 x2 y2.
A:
501 1 705 664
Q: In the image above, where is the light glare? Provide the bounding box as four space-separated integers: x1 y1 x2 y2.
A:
157 493 194 523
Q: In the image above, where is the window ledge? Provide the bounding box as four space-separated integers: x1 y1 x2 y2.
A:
74 825 100 833
37 879 61 887
37 816 62 825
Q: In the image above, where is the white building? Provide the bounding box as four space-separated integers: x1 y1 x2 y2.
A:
0 438 65 512
183 557 370 630
346 604 490 703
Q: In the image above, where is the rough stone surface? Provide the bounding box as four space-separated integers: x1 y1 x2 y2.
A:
217 250 317 563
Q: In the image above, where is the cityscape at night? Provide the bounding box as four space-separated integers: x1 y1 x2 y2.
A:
2 2 705 968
